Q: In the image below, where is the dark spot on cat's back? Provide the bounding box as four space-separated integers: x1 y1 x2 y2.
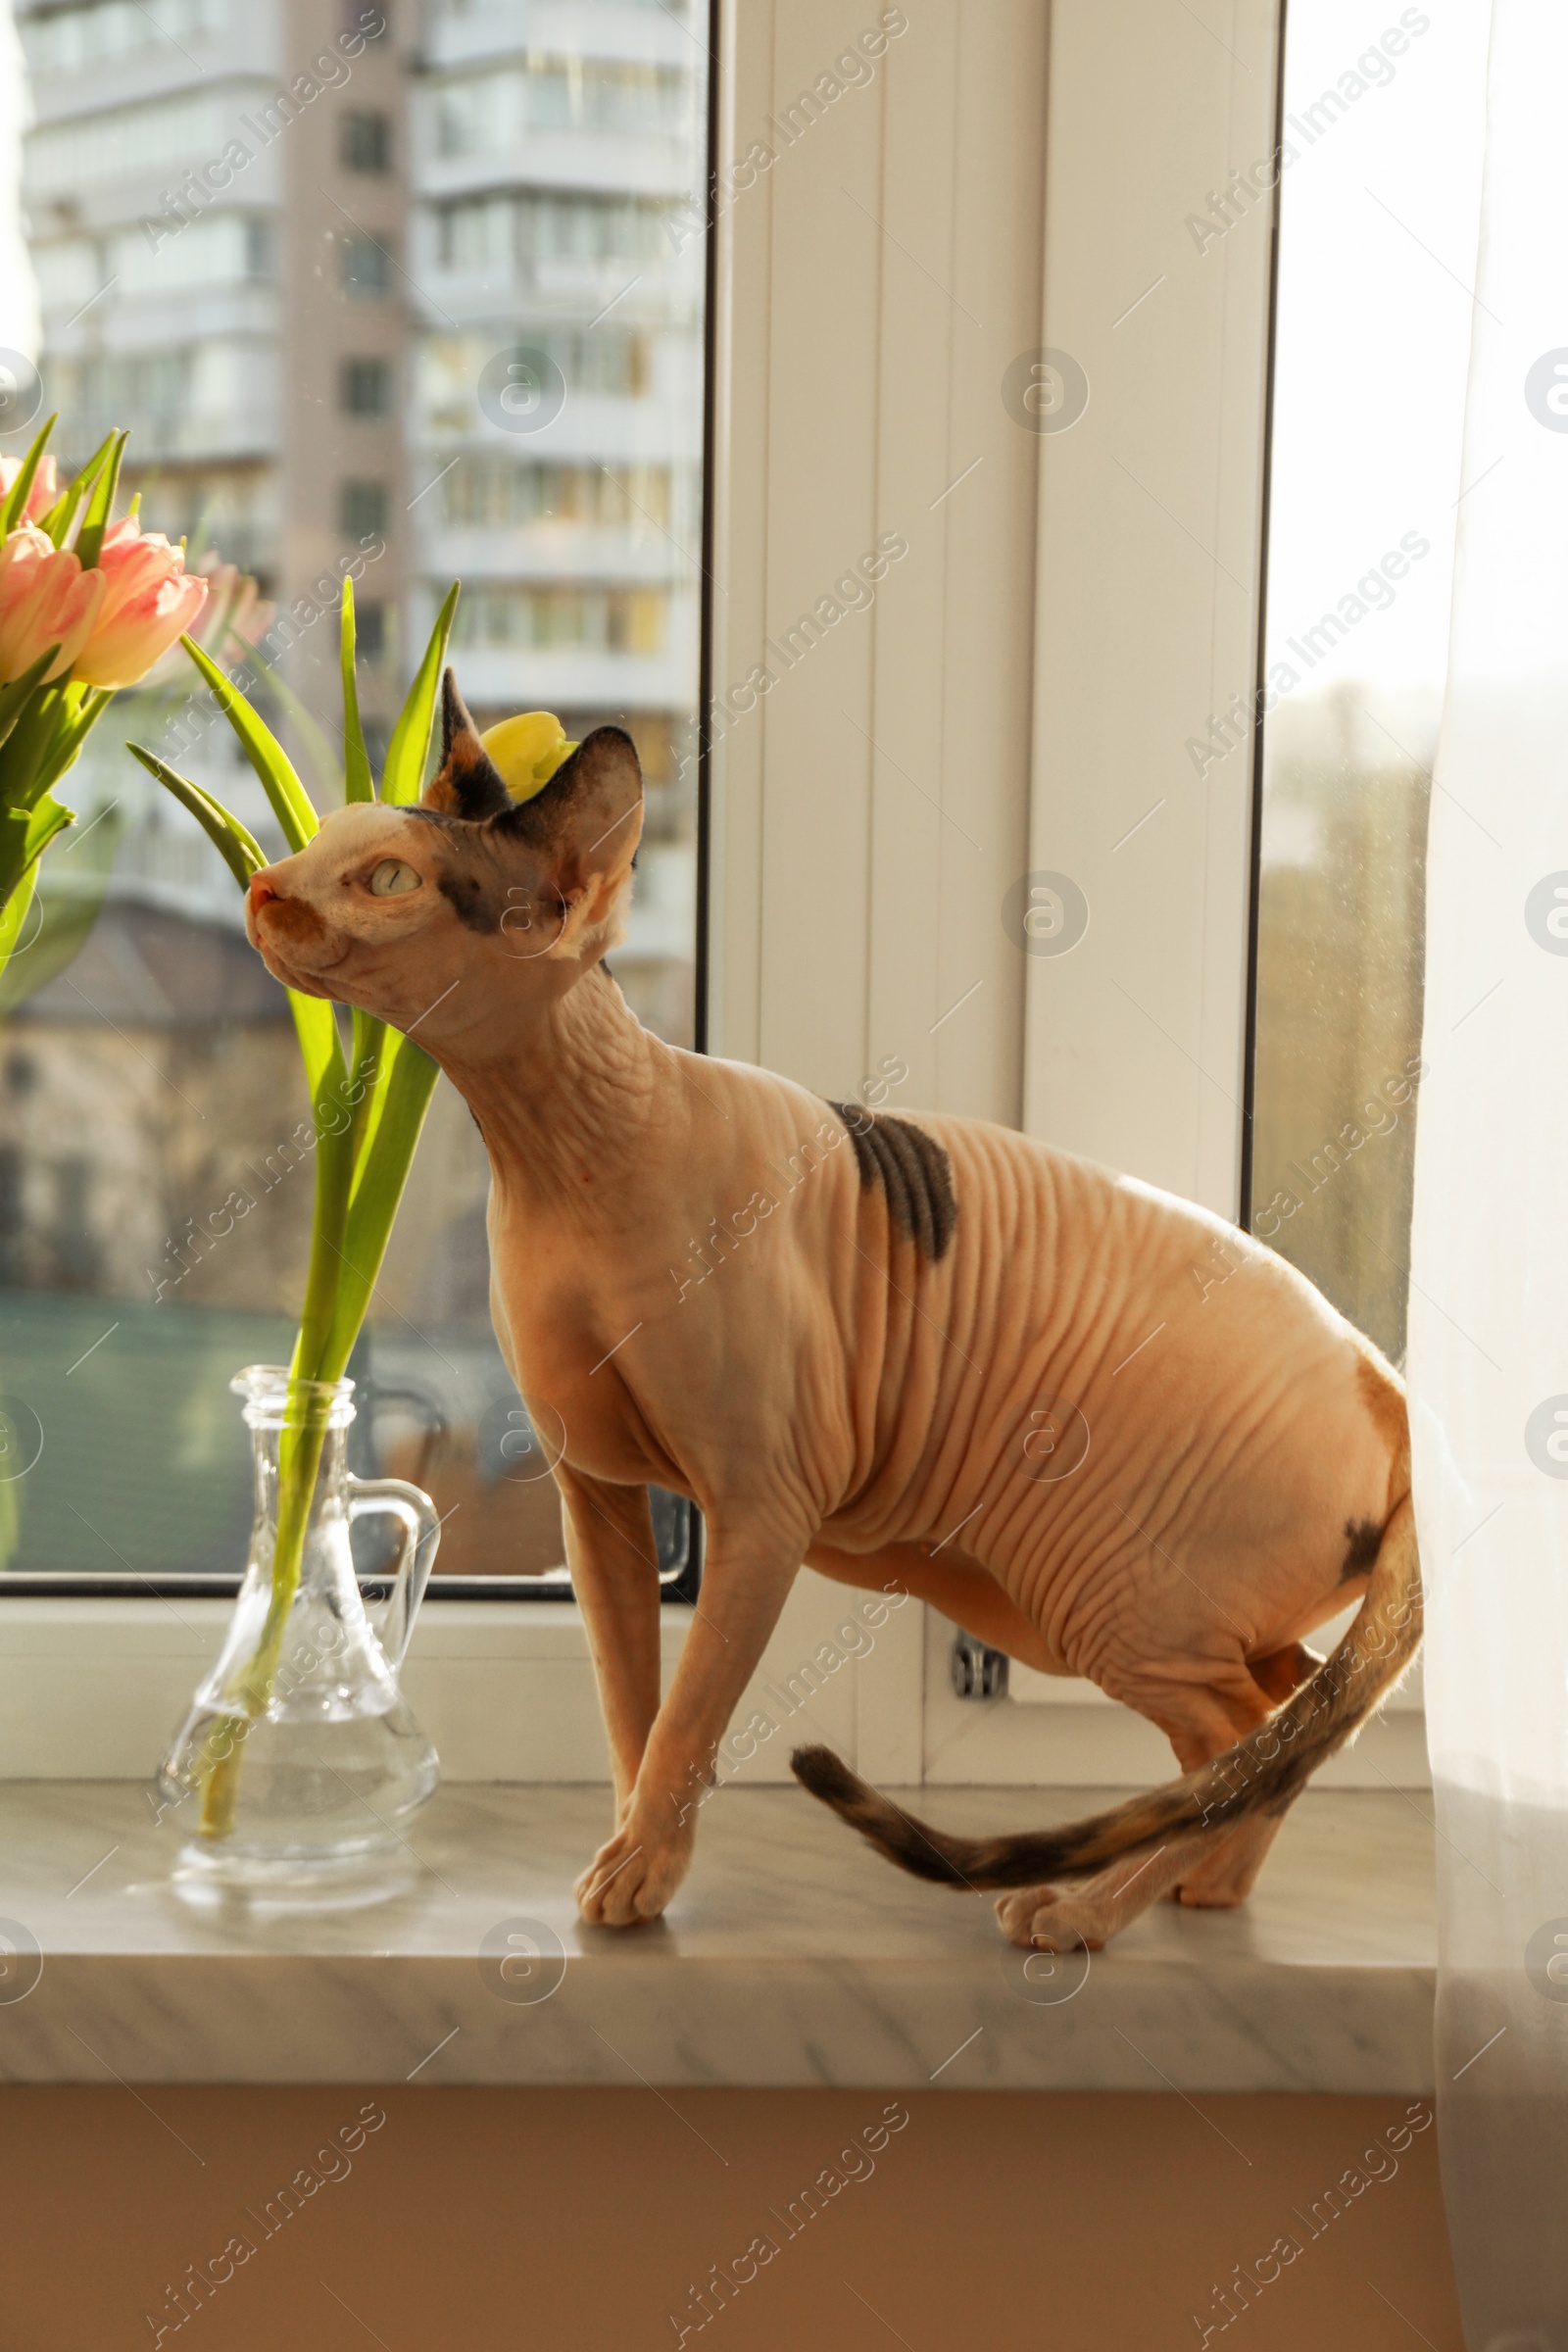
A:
825 1102 957 1261
1340 1516 1383 1581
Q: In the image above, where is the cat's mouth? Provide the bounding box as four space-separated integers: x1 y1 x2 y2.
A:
247 896 351 992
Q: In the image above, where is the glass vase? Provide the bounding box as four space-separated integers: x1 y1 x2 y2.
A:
159 1365 441 1892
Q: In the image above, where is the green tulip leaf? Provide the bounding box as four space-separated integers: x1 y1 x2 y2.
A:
381 581 459 807
126 745 267 889
339 578 374 805
0 416 58 536
179 635 319 852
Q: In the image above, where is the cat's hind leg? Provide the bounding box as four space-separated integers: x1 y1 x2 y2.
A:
994 1670 1273 1949
1171 1809 1289 1908
995 1825 1223 1950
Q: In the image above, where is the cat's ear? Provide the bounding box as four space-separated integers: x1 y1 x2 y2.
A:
489 725 644 908
422 670 512 821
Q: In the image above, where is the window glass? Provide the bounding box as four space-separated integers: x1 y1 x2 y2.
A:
340 108 391 172
1248 0 1489 1364
0 0 709 1584
341 356 392 416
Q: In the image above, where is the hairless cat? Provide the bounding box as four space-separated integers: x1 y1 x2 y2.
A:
242 677 1421 1952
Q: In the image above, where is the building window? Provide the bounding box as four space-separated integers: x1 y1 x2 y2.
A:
440 457 672 528
21 0 223 76
341 110 391 172
453 583 666 656
355 602 386 662
436 190 682 274
341 236 392 297
244 218 274 278
49 346 193 439
339 480 388 539
417 329 648 428
341 357 392 416
431 59 687 154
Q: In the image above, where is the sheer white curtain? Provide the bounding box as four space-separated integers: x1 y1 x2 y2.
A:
1409 0 1568 2342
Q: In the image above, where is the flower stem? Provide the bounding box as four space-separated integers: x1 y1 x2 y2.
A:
195 1062 353 1837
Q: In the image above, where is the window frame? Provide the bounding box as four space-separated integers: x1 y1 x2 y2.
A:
0 0 1429 1791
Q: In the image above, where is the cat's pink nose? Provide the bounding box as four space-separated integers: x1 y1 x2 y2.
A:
249 874 280 910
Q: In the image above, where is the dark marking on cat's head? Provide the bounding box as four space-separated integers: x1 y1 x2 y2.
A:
398 804 501 933
435 858 503 934
1340 1516 1383 1581
423 670 512 821
825 1102 956 1260
411 686 644 961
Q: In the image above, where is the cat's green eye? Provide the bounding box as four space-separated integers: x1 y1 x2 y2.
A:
368 859 422 898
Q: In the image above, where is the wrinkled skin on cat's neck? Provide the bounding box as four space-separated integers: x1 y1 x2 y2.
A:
243 673 1420 1953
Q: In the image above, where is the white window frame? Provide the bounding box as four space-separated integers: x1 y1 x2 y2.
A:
0 0 1427 1789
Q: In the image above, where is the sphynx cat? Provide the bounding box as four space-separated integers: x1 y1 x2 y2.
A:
242 677 1422 1951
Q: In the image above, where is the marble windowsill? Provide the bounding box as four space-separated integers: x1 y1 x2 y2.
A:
0 1781 1437 2092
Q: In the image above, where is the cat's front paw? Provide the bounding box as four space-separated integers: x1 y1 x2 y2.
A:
575 1817 691 1927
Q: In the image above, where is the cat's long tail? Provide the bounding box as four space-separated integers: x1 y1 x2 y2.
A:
789 1494 1422 1891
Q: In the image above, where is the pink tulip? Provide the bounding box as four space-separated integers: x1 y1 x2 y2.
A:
72 514 210 689
0 524 107 685
0 453 59 525
140 556 273 687
192 557 272 659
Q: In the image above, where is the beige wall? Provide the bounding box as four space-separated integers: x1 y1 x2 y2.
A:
1 2085 1460 2348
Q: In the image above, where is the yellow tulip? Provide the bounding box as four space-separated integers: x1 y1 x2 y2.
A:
480 710 579 802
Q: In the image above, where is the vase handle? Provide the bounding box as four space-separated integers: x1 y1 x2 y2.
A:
346 1475 441 1674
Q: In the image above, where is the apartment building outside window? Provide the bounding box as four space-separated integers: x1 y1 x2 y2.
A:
0 0 710 1587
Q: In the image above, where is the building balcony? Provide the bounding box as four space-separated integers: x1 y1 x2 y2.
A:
430 641 695 715
17 4 279 131
413 386 704 464
38 280 280 355
23 76 283 220
412 522 701 585
412 131 696 206
48 406 281 468
409 259 699 335
419 0 697 76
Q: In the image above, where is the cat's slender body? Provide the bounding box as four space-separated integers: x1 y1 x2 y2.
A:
242 679 1421 1950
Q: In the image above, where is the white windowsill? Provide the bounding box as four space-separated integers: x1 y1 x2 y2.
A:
0 1777 1437 2091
